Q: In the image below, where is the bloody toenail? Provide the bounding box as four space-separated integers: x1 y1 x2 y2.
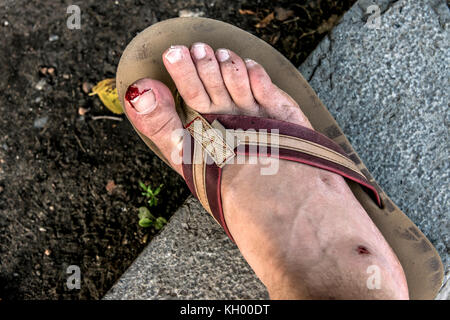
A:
125 85 140 102
125 85 157 114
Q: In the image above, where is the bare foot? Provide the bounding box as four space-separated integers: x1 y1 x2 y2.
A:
124 43 409 299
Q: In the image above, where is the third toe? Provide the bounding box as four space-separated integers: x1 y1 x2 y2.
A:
216 48 259 115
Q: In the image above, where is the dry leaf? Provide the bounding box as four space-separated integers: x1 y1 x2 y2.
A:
239 9 256 15
275 7 294 21
89 78 123 114
255 12 274 28
270 32 281 45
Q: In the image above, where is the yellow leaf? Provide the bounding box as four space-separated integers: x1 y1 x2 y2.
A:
89 78 123 114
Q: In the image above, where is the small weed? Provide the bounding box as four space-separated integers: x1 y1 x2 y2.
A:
137 182 167 230
139 181 163 207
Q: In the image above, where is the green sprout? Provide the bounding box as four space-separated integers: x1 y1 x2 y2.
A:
138 206 154 228
137 182 167 230
154 217 167 230
139 181 163 207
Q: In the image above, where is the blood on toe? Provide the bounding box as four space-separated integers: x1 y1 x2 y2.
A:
357 245 370 255
125 85 151 102
125 85 140 101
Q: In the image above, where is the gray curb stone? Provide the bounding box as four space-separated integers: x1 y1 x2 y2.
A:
104 0 449 299
104 197 268 299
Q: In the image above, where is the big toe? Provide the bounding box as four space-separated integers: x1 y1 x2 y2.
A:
124 78 184 176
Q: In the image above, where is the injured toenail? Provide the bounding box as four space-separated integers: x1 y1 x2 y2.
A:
192 43 207 60
216 49 230 62
125 85 157 114
165 45 183 64
244 58 258 67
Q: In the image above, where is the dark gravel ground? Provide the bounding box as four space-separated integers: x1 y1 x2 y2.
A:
0 0 355 300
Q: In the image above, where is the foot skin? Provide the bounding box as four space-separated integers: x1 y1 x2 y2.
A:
124 43 409 299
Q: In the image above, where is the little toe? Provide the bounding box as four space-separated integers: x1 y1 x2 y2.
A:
245 59 312 128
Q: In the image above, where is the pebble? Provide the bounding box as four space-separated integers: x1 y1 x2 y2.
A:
33 116 48 129
39 67 48 75
40 66 55 76
178 10 204 17
35 79 46 91
78 107 89 116
49 34 59 42
105 180 117 193
82 81 93 94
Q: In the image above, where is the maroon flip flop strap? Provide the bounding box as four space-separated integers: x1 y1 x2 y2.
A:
182 113 381 243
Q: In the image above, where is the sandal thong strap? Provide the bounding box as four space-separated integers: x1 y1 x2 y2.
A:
181 108 381 242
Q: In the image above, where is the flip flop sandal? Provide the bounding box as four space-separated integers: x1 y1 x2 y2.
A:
116 17 443 299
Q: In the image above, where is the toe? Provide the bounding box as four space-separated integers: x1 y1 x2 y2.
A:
245 59 312 128
163 45 211 113
190 43 232 111
216 48 258 115
124 78 184 176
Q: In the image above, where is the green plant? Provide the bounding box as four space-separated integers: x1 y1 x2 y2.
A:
139 181 163 207
137 182 167 230
138 206 154 228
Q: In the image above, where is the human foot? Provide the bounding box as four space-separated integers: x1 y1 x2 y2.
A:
124 43 409 299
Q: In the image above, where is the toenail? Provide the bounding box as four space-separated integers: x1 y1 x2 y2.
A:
192 43 207 60
244 58 258 67
165 45 183 64
125 85 157 114
216 49 230 62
